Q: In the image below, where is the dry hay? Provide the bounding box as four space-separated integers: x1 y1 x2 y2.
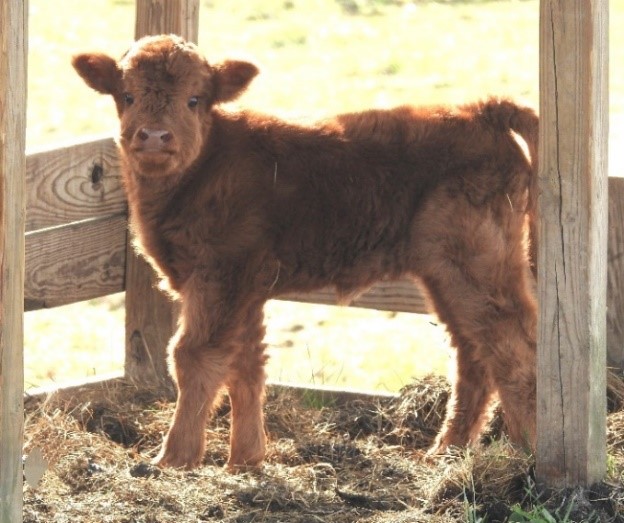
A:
22 372 624 522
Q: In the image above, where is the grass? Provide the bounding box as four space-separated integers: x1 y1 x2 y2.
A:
28 0 544 148
24 0 624 391
27 0 624 149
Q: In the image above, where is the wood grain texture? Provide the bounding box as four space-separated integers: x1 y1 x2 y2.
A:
24 215 127 311
135 0 199 44
537 1 608 487
281 279 429 314
0 1 27 521
124 252 177 390
25 137 124 232
124 0 200 387
607 177 624 368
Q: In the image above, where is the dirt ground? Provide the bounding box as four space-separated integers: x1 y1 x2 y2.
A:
22 373 624 523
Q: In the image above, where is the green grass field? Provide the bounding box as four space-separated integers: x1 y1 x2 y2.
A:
25 0 624 392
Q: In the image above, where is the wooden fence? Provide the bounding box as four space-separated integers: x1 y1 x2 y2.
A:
22 135 624 358
0 1 615 521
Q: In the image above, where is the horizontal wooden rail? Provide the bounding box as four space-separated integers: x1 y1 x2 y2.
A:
25 214 127 311
282 279 428 314
23 137 624 366
26 137 123 232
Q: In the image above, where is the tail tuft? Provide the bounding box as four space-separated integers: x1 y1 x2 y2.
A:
483 98 539 275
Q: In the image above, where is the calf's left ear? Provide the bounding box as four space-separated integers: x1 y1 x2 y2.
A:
213 60 259 103
72 53 122 96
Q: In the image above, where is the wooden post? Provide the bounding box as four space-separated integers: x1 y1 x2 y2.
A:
134 0 199 40
124 0 199 389
537 1 609 487
607 177 624 370
0 1 28 521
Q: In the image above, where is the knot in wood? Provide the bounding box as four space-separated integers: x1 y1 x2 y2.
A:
90 163 104 187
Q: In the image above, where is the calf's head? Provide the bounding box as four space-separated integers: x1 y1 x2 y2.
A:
72 34 259 177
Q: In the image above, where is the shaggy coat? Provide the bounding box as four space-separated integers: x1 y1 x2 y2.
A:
73 34 538 470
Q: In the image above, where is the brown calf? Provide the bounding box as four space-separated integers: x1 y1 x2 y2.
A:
72 34 538 470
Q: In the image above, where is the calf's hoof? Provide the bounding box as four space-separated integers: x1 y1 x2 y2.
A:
425 442 447 457
226 461 263 474
226 449 265 473
152 447 203 470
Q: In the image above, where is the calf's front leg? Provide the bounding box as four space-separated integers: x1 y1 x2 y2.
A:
224 303 268 469
152 326 233 469
226 343 268 470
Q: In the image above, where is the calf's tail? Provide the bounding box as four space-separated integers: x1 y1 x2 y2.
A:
484 99 539 275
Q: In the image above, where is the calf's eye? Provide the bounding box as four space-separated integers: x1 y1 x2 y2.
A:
123 93 134 105
188 96 199 108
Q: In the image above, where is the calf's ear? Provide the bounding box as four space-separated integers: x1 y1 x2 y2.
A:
72 53 122 95
213 60 259 103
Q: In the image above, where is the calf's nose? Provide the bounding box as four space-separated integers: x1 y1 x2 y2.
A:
136 128 173 150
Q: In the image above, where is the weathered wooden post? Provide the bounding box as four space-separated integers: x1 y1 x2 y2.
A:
537 1 609 486
124 0 200 389
0 1 28 521
607 177 624 369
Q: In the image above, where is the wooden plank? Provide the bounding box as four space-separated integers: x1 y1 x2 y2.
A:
607 176 624 369
124 253 177 389
268 381 397 408
537 0 608 487
281 279 428 315
125 0 200 387
24 214 127 311
25 137 124 232
135 0 199 43
0 1 27 521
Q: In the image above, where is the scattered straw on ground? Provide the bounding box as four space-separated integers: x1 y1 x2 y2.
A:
22 372 624 522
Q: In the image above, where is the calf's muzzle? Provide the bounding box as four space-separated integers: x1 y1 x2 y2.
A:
135 128 174 152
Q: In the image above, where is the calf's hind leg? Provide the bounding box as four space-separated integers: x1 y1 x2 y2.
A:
428 338 497 454
422 266 536 453
415 199 537 452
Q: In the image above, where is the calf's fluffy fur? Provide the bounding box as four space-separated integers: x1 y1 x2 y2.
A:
73 35 538 470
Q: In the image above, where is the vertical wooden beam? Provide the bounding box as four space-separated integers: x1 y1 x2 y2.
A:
0 1 28 521
537 1 609 487
124 0 199 388
607 177 624 370
135 0 199 41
